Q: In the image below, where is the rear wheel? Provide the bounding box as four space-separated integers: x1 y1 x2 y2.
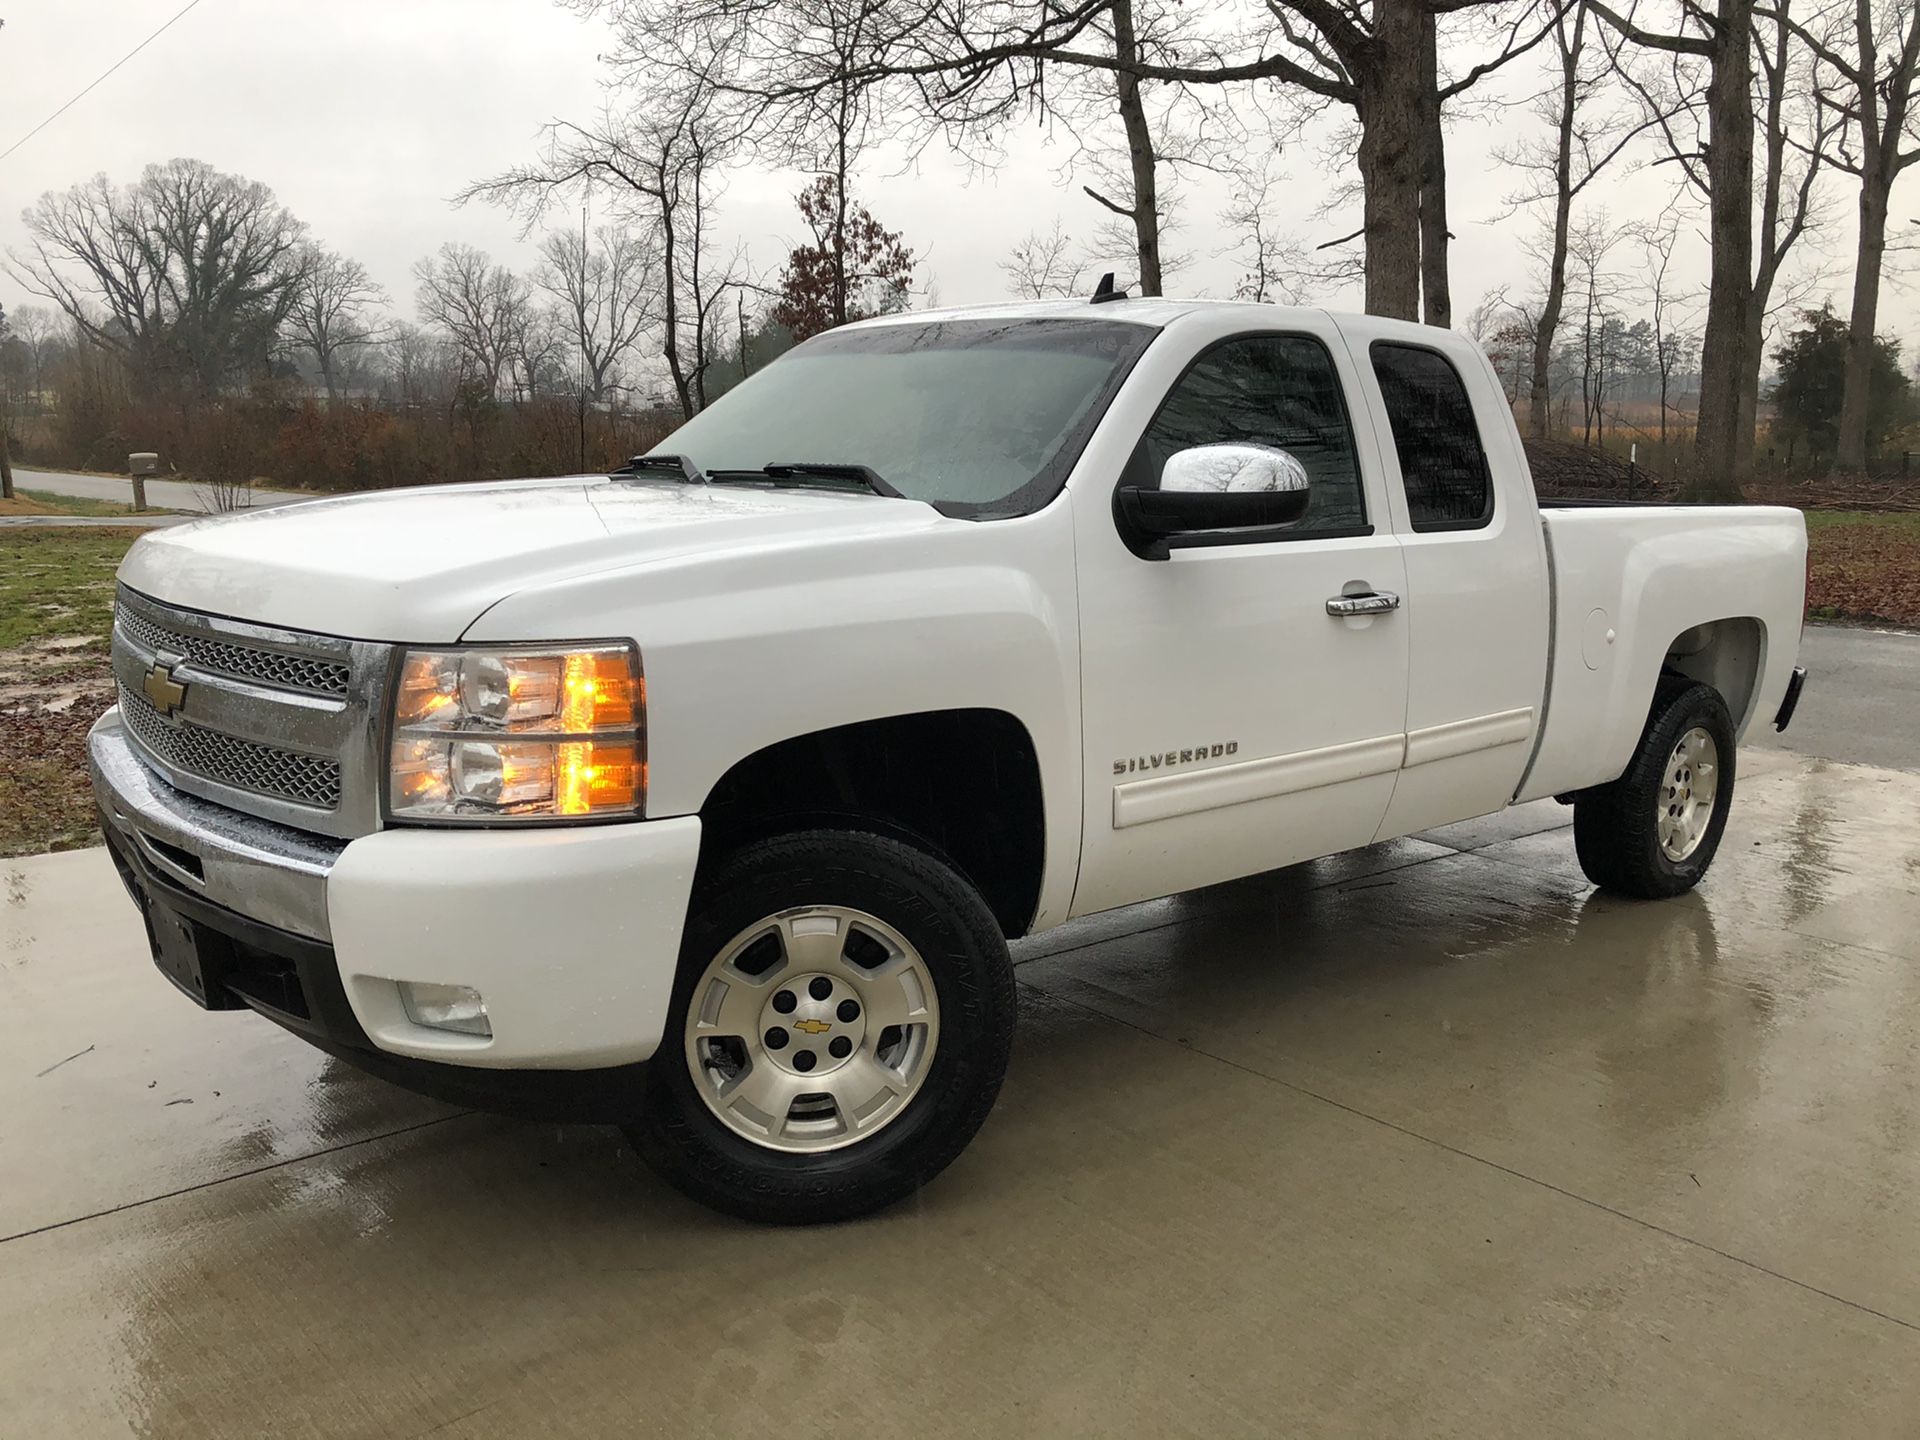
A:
630 829 1015 1224
1574 679 1736 898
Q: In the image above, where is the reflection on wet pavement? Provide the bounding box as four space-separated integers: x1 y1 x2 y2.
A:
3 751 1918 1437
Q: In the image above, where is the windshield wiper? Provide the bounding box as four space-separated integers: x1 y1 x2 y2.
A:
611 453 705 483
707 462 904 499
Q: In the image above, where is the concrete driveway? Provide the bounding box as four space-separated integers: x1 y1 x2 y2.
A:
4 735 1918 1437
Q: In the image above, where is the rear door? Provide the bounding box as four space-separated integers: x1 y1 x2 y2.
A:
1337 322 1552 838
1069 312 1410 917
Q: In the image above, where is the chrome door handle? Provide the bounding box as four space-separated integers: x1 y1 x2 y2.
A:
1326 590 1401 617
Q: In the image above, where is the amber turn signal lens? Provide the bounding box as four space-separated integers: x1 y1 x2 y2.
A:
556 741 643 816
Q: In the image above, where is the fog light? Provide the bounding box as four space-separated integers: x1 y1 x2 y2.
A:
398 981 491 1037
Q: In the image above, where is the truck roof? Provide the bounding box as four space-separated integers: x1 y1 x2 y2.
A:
841 296 1447 346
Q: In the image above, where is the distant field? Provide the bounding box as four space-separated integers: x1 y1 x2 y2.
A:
1805 511 1920 628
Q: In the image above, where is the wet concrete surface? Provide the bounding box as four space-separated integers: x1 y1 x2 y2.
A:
5 745 1920 1436
1753 622 1920 773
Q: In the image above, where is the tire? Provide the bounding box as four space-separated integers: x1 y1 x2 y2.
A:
1573 678 1736 899
628 828 1016 1224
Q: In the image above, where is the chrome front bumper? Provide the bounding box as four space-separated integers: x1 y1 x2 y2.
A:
89 708 345 942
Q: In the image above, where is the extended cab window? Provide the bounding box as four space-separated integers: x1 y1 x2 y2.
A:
1127 334 1366 536
1369 342 1493 531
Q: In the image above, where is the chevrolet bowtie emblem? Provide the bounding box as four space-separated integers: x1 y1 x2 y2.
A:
141 661 189 719
792 1018 832 1035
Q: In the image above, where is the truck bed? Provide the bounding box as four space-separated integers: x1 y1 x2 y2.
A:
1515 504 1808 804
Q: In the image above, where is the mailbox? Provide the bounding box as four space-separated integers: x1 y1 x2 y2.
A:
127 452 159 512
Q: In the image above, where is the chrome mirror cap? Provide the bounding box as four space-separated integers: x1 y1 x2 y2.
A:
1161 443 1311 496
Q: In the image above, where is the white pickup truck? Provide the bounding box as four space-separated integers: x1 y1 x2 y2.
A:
90 298 1808 1223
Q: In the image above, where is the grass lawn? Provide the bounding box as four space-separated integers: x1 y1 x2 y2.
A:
0 488 176 519
0 528 144 856
1804 511 1920 629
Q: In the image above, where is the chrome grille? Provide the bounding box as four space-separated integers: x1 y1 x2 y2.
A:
119 684 343 809
111 586 389 839
116 605 349 697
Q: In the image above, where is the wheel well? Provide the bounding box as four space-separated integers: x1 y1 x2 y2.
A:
1663 617 1764 730
696 709 1046 938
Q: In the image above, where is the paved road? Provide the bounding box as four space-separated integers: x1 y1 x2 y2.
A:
1755 622 1920 772
5 748 1920 1436
0 513 189 529
14 466 302 514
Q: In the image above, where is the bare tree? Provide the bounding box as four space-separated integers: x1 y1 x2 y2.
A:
8 303 60 408
412 243 531 400
287 245 386 399
1565 210 1629 442
1634 212 1697 446
509 305 569 402
1500 1 1652 436
534 223 659 403
465 81 744 420
1219 162 1310 303
585 0 897 324
6 158 309 396
1774 0 1920 471
591 0 1558 322
1595 0 1835 496
1001 221 1088 298
381 321 460 409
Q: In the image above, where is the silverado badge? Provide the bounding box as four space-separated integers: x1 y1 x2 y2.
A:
142 661 189 719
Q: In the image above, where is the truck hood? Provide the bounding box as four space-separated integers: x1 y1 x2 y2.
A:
119 475 943 641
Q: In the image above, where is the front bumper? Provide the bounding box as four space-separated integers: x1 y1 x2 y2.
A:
89 709 702 1080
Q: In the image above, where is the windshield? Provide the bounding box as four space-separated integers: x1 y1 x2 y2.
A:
649 317 1158 516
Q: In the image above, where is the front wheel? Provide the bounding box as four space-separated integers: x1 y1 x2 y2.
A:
629 829 1016 1224
1574 678 1736 899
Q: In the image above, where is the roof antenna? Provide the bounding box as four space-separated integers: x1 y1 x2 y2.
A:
1089 272 1129 305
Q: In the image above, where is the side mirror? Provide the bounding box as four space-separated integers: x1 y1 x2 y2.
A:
1114 443 1312 558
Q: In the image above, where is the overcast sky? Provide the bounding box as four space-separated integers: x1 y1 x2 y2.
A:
0 0 1908 356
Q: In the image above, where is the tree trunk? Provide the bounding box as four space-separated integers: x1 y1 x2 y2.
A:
658 187 695 421
1835 164 1891 473
0 420 14 501
1417 11 1451 327
1356 0 1424 321
832 90 852 326
1688 0 1756 502
1112 0 1163 296
1530 6 1583 440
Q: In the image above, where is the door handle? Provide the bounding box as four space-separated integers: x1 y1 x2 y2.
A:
1326 590 1401 617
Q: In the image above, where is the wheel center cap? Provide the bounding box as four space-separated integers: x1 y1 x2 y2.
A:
759 971 867 1077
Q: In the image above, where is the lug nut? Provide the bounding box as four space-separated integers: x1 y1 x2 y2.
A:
808 976 833 1001
837 999 860 1023
828 1036 852 1059
772 990 797 1014
793 1050 817 1073
764 1027 789 1051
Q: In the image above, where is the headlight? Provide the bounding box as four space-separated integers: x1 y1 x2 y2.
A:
386 643 645 822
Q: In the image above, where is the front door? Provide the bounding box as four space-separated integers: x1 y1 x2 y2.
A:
1070 317 1411 917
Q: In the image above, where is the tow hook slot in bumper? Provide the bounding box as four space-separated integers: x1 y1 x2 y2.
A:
1773 666 1808 732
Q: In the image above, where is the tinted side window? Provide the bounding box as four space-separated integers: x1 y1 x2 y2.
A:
1369 342 1493 531
1129 335 1366 536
